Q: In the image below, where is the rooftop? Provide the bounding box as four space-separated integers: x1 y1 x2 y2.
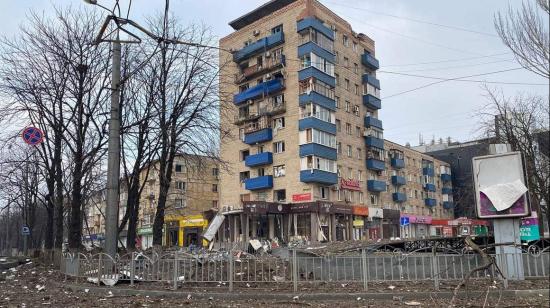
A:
229 0 297 30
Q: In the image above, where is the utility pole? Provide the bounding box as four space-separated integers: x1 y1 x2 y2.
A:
104 31 122 258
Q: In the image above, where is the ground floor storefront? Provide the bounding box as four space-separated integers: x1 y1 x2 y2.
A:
162 214 209 248
400 215 433 239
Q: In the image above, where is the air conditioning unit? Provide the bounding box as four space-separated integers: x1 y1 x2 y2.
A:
253 30 260 36
265 51 271 58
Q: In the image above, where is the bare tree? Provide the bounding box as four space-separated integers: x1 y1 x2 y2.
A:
494 0 550 78
481 87 550 232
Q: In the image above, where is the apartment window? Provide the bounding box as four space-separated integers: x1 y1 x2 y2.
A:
335 73 339 86
337 165 342 177
359 192 364 203
239 83 249 92
212 200 218 208
354 84 359 95
212 184 218 192
348 167 353 178
358 170 363 181
300 53 335 76
337 142 342 154
319 186 329 199
353 41 358 52
347 145 352 157
176 181 186 191
370 194 377 205
353 105 360 116
345 101 351 112
303 155 337 173
212 168 219 177
175 199 185 209
355 126 361 137
175 164 183 173
273 141 285 153
342 34 349 47
274 165 285 177
273 117 285 129
258 168 266 177
335 51 339 63
300 103 333 123
305 128 336 148
335 96 340 109
345 79 350 90
271 24 283 34
344 57 349 68
357 148 362 160
346 123 352 135
241 150 250 161
239 171 250 182
275 189 286 202
337 189 342 201
354 63 358 74
336 119 341 132
415 190 418 199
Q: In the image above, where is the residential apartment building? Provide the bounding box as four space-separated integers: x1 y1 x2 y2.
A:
83 154 219 249
218 0 452 243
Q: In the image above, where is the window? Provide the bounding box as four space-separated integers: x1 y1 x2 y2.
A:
302 155 337 173
357 148 362 160
344 57 349 68
212 168 219 177
370 194 377 205
175 199 185 209
353 41 358 52
355 126 361 137
337 142 342 154
300 103 333 123
271 24 283 34
239 171 250 182
300 28 334 52
175 164 183 172
346 123 352 135
258 168 265 177
212 184 218 192
241 150 250 161
359 192 364 203
273 117 285 129
299 78 334 99
345 79 350 90
348 167 353 178
345 101 351 112
337 189 342 201
347 145 352 157
354 63 358 74
212 200 218 208
273 141 285 153
239 83 249 92
176 181 186 191
275 189 286 202
335 96 340 109
274 165 285 177
337 165 342 177
342 34 349 47
300 53 334 76
353 105 360 116
319 186 329 199
354 84 359 95
305 129 337 148
335 73 339 86
335 51 339 63
336 119 341 132
358 170 363 181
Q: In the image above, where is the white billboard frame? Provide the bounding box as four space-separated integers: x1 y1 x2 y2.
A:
472 151 530 219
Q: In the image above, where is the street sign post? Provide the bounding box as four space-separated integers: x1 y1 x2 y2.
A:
21 225 30 236
21 127 44 146
400 217 410 226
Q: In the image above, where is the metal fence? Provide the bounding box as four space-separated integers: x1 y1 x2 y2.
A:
60 250 549 292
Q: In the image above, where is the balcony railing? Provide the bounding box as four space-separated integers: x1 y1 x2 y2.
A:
391 158 405 169
362 53 379 70
366 158 386 171
363 94 381 110
391 175 406 186
441 173 452 182
442 187 453 195
367 180 386 192
443 201 454 210
233 78 285 105
424 183 436 192
233 32 285 63
364 116 383 129
425 198 436 207
233 100 286 125
300 169 338 185
393 192 407 203
245 175 273 191
362 74 380 89
245 152 273 167
235 54 285 83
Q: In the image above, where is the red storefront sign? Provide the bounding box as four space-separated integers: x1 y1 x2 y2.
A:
352 206 369 216
340 178 361 191
442 226 454 237
292 193 312 202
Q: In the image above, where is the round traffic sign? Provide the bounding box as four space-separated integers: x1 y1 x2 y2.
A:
22 127 44 146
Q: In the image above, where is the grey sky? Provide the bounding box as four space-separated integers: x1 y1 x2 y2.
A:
1 0 547 146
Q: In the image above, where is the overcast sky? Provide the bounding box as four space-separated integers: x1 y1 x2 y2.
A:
1 0 547 146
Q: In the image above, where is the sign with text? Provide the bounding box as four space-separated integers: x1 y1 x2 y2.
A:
340 178 361 191
520 213 540 241
292 193 312 202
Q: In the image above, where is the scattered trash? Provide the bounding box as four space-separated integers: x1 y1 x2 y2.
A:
341 283 348 287
356 297 361 301
392 296 403 302
187 294 191 300
84 289 89 293
404 301 422 306
272 275 285 282
35 285 46 292
106 291 113 298
292 296 299 300
388 285 396 290
177 276 185 282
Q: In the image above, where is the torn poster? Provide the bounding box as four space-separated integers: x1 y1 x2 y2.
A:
480 179 528 211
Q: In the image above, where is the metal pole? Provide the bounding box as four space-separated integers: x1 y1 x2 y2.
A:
432 245 439 290
292 249 298 293
104 31 122 258
130 252 135 286
228 250 234 292
361 248 368 291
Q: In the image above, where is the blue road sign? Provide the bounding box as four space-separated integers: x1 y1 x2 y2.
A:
400 217 410 226
22 127 44 146
22 225 30 236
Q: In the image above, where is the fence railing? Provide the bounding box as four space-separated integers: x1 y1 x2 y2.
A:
61 250 550 292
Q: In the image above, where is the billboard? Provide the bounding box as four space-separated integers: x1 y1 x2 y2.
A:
472 151 530 219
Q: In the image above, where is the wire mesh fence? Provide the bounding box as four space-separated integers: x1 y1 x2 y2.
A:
60 250 550 292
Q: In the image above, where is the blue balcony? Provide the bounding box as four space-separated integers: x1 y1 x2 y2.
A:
233 79 284 105
365 136 384 149
299 66 335 87
423 167 435 176
298 42 335 63
300 169 338 185
363 94 381 110
442 187 453 195
245 175 273 191
443 201 454 210
361 53 379 70
364 116 383 129
424 183 436 192
366 158 386 171
244 128 272 145
391 175 406 186
425 198 436 207
367 180 386 192
392 192 407 203
362 74 380 89
297 17 335 40
299 92 336 111
233 32 285 62
299 117 336 134
245 152 273 167
441 173 452 182
299 143 337 160
391 158 405 169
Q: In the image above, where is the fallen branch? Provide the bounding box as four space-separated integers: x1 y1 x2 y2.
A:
449 236 506 307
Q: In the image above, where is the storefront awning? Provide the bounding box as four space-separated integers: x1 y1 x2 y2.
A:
242 201 290 214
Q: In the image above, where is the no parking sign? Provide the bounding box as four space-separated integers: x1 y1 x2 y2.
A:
21 127 44 146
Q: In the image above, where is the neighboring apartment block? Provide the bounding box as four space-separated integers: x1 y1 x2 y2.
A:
218 0 453 243
83 154 219 249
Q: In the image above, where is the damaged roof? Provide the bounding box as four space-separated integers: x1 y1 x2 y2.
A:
229 0 297 30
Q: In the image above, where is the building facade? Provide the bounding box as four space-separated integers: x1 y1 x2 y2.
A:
83 154 219 249
218 0 453 244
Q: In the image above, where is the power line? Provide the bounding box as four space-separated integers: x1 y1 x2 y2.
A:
387 58 516 73
323 1 499 37
382 52 511 67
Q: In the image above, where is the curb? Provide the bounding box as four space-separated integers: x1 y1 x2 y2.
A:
59 283 549 301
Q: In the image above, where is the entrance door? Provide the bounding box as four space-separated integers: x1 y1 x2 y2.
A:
184 227 199 247
168 228 179 247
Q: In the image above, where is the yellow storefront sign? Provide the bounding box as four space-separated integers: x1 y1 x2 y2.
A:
353 219 364 227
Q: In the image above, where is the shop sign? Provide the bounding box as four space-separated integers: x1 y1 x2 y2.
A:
243 201 289 214
318 202 334 214
368 207 384 218
352 206 369 216
330 203 353 215
137 227 153 235
431 219 449 226
340 178 361 191
382 209 400 220
520 214 540 241
292 193 312 202
290 202 318 213
411 215 432 224
442 226 454 237
353 219 364 227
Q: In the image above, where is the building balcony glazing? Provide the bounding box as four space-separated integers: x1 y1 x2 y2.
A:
233 31 284 63
363 94 381 110
300 169 338 185
425 198 436 207
233 79 284 105
367 180 386 192
245 175 273 191
362 74 380 89
366 158 386 171
361 53 380 70
391 175 406 186
391 158 405 169
364 116 383 129
392 192 407 202
244 152 273 167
